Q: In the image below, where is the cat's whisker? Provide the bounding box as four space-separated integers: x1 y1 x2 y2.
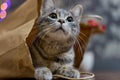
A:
41 28 53 39
38 22 55 30
38 22 55 35
71 33 83 57
80 32 88 38
50 22 56 26
37 28 52 38
74 36 83 57
77 36 87 49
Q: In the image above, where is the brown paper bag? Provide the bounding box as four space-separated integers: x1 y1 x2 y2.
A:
0 0 42 78
0 0 104 78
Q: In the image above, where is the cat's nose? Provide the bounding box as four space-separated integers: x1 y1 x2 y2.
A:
58 19 65 24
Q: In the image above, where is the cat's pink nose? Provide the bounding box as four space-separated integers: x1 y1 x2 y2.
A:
58 19 65 24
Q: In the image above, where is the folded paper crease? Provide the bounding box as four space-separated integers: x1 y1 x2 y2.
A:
0 0 40 78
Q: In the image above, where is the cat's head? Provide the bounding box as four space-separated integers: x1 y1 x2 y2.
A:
37 0 83 42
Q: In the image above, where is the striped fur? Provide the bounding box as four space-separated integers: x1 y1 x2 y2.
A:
29 0 82 80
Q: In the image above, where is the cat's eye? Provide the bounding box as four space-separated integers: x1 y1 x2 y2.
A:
67 16 74 22
49 13 57 19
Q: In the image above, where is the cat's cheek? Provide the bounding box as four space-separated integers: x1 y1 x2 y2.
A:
72 26 80 36
71 28 75 32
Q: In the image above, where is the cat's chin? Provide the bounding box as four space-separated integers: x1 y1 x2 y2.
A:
48 30 70 41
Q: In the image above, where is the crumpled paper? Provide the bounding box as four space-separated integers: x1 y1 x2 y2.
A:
0 0 104 78
0 0 41 78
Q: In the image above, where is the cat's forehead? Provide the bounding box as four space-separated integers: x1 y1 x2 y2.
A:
53 9 71 16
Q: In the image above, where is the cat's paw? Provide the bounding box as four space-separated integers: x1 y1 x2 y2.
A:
35 67 52 80
56 66 80 78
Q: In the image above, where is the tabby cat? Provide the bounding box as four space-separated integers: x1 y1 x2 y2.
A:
29 0 83 80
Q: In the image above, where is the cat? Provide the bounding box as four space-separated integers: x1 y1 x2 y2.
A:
29 0 83 80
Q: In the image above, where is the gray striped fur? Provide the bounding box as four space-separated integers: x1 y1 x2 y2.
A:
29 0 82 80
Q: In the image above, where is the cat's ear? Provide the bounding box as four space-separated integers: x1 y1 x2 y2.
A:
70 5 83 22
40 0 55 15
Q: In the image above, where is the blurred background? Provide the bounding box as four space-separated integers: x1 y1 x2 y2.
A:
0 0 120 76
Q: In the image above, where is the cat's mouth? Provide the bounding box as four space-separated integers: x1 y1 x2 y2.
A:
55 27 65 33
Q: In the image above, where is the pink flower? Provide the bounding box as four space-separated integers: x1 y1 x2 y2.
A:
87 19 99 27
101 24 106 31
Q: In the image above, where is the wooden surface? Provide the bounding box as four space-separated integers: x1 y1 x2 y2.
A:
95 72 120 80
0 72 120 80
